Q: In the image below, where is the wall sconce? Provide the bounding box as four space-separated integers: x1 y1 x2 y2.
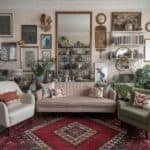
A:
40 13 52 32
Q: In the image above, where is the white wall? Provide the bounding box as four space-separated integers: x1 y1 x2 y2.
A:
0 7 150 81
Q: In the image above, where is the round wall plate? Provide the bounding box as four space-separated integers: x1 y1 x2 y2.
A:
145 22 150 32
96 13 106 24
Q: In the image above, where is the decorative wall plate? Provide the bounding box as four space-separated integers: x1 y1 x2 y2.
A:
115 57 129 71
145 22 150 32
96 13 106 24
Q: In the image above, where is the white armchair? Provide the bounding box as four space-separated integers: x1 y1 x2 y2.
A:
0 81 35 128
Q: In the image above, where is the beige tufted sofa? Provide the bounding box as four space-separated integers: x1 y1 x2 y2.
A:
36 82 117 113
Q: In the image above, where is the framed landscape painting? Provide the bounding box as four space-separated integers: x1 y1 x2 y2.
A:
0 13 13 37
21 25 37 44
111 12 141 31
41 34 52 49
20 46 38 71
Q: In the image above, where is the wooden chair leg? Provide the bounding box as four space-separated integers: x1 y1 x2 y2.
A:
145 131 149 139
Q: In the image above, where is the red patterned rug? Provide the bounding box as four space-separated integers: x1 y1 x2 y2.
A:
23 117 126 150
0 115 150 150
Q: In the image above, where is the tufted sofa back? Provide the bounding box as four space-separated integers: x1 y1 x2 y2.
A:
55 82 95 97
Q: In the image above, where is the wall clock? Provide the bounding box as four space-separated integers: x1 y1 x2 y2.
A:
96 13 106 24
145 22 150 32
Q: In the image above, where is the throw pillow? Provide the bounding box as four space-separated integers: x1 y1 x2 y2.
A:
50 88 65 98
41 82 55 98
0 91 19 102
89 87 103 98
133 91 150 107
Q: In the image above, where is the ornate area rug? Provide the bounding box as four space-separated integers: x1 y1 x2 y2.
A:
0 115 150 150
23 117 126 150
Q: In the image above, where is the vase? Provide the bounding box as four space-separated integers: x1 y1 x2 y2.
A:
35 75 44 89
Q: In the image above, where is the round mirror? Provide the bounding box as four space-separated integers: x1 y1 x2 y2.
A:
115 47 132 58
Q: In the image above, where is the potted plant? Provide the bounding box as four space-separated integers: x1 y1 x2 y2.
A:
113 83 132 101
31 58 54 87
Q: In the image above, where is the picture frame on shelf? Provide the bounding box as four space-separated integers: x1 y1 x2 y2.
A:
0 13 13 37
95 63 108 83
21 25 37 44
40 34 52 49
42 50 51 61
1 42 17 61
111 12 141 31
20 46 38 71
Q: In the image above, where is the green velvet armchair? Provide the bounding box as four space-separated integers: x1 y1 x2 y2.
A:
118 88 150 139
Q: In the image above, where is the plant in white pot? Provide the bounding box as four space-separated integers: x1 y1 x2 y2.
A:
31 58 54 88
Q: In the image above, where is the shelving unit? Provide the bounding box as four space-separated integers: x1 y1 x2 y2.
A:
111 31 144 47
57 47 91 81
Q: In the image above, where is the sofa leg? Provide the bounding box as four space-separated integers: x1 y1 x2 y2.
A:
145 131 149 139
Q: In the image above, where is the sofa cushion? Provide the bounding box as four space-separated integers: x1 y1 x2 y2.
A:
89 87 103 98
41 82 55 98
120 105 150 124
37 96 116 107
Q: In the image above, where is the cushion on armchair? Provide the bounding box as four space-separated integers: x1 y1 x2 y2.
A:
0 91 19 102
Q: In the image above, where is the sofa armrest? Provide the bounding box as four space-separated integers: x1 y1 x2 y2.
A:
0 102 9 127
108 88 117 100
36 89 43 101
20 93 35 105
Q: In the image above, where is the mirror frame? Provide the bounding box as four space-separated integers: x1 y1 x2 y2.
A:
144 39 150 62
115 47 132 58
55 11 92 75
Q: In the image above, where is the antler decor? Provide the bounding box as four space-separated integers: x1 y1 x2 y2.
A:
40 13 52 32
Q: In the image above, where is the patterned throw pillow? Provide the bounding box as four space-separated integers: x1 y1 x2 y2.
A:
133 91 150 107
89 87 103 98
50 88 65 98
41 82 55 98
0 91 19 102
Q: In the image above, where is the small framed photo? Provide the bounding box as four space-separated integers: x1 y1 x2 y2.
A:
95 63 108 83
20 46 39 71
0 13 13 37
42 50 51 61
1 42 17 61
40 34 52 49
21 25 37 44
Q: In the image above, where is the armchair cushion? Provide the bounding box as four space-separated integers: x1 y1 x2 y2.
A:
0 91 19 102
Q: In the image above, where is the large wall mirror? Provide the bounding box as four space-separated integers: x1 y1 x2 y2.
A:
145 39 150 62
56 12 92 81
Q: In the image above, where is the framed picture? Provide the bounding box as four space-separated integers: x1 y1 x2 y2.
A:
111 12 141 31
95 63 108 83
40 34 52 49
42 50 51 61
21 25 37 44
1 42 17 61
20 46 38 71
0 13 13 37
